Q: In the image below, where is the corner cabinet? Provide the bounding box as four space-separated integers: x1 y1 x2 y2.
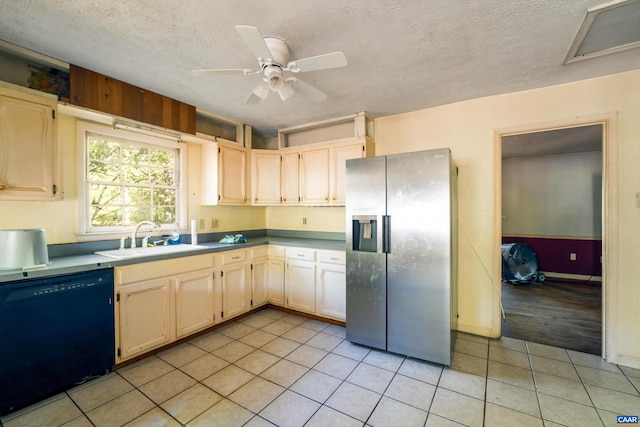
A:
0 83 60 201
251 150 281 205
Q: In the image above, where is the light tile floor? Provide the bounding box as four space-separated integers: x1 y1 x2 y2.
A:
2 308 639 427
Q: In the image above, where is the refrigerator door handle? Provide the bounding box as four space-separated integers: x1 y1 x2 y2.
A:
382 215 391 253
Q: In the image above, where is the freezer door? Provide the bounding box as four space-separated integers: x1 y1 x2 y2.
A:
345 156 387 350
386 149 452 365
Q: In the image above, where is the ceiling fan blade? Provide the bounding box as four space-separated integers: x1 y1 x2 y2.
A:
191 69 252 76
244 80 269 104
278 84 295 101
287 51 347 73
235 25 273 62
291 78 327 102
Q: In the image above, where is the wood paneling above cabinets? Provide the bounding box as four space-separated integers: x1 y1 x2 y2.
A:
69 65 196 134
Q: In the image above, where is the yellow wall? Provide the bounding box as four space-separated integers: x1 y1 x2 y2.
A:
374 70 640 366
266 206 345 232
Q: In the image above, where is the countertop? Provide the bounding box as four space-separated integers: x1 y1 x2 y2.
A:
0 235 346 284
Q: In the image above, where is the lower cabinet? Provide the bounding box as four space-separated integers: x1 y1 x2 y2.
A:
285 248 317 314
316 251 347 321
115 254 216 363
267 246 285 306
118 278 172 361
220 249 251 320
251 247 269 308
175 270 215 339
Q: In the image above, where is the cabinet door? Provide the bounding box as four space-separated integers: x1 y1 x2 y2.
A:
175 270 215 338
285 260 316 314
330 143 364 205
251 257 269 307
299 148 329 205
218 144 247 205
221 262 249 319
118 279 172 361
267 258 285 306
0 90 59 200
316 262 346 321
281 152 299 205
251 151 281 205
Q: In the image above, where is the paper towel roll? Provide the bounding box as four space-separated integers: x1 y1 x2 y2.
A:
190 219 198 245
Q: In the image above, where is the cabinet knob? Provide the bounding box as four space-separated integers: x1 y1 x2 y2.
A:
325 196 329 201
255 197 258 202
283 198 287 202
331 195 336 200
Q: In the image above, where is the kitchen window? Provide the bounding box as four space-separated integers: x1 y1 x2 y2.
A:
77 121 187 238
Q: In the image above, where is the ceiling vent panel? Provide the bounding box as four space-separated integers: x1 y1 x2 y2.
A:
565 0 640 63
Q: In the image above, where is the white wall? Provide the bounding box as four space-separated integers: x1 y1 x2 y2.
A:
374 70 640 367
502 151 602 237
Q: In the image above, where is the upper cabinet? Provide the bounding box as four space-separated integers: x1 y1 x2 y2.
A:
0 83 60 201
251 150 281 205
300 142 366 206
218 141 248 205
281 152 300 205
69 65 196 134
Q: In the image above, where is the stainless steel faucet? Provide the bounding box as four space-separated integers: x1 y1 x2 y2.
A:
131 221 158 248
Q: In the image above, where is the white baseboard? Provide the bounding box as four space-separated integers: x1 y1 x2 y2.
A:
542 271 602 282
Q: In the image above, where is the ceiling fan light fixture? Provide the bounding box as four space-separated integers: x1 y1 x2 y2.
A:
264 65 284 90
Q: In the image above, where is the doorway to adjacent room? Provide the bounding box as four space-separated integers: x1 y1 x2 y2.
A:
497 122 607 356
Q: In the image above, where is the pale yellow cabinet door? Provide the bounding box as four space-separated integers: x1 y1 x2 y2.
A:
299 148 329 205
285 260 316 314
175 270 215 338
330 143 364 205
218 144 247 204
118 279 172 361
251 151 281 205
267 258 285 306
221 262 249 319
0 91 58 200
251 257 269 307
281 152 299 205
316 262 346 321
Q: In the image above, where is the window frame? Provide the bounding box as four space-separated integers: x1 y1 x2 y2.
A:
76 120 188 240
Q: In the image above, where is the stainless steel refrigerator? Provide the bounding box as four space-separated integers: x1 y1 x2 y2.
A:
345 148 457 365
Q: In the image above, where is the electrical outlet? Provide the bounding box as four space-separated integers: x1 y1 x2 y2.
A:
198 218 205 229
570 253 577 261
211 218 219 229
302 217 307 225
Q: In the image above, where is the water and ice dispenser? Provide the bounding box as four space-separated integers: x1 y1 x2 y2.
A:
352 215 377 252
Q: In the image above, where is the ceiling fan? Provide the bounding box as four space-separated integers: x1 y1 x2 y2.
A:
191 25 347 104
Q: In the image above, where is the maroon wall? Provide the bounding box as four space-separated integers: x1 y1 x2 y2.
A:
502 236 602 278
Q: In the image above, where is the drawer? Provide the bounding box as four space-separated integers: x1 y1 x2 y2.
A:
317 250 346 265
251 246 268 259
268 245 285 258
221 249 247 265
116 253 215 285
285 247 316 262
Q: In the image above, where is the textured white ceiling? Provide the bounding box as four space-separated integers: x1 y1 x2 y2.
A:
0 0 639 138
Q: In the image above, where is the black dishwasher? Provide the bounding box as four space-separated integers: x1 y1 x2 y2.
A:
0 269 115 415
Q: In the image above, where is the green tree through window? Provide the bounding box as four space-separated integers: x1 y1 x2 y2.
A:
87 134 178 227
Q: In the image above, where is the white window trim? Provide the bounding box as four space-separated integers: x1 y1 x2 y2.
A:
76 120 188 241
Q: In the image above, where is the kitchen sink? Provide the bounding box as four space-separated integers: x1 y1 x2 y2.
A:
95 244 209 260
